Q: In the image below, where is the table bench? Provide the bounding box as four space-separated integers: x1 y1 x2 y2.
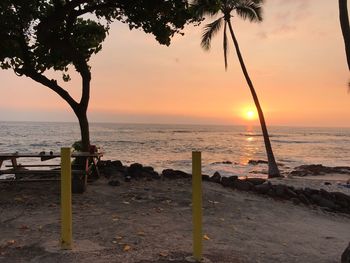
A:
0 151 103 193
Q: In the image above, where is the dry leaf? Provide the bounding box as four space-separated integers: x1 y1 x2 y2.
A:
114 236 123 240
137 231 145 236
6 240 15 246
122 201 130 205
123 245 131 252
203 234 210 240
14 197 23 202
159 252 168 257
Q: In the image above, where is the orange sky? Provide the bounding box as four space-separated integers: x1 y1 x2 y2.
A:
0 0 349 127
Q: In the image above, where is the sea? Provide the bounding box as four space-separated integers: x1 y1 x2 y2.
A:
1 121 350 178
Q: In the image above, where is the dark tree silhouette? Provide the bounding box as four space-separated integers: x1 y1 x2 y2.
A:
339 0 350 70
193 0 281 178
0 0 193 151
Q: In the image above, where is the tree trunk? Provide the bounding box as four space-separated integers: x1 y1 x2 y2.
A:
75 107 90 152
339 0 350 70
227 20 281 178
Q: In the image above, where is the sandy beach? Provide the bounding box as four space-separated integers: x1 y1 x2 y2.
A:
0 173 349 263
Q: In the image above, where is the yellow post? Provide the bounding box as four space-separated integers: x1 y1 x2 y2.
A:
192 151 202 262
60 147 72 250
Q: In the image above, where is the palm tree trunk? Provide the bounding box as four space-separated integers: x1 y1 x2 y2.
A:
339 0 350 70
227 20 281 178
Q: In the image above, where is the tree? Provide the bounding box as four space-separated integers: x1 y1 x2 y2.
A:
192 0 281 178
339 0 350 70
0 0 193 151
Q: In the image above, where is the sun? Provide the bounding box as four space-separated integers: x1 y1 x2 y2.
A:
244 109 257 121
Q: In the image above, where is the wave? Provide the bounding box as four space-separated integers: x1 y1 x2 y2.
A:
271 139 322 144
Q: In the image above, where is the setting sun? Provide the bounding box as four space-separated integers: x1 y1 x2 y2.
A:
243 109 258 121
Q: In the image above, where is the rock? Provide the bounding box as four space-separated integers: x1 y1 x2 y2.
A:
111 160 123 169
162 169 190 179
234 180 253 191
324 182 331 185
221 176 238 187
143 166 154 173
311 194 337 210
202 174 210 181
285 188 298 199
291 198 301 205
342 243 350 263
248 160 268 165
128 163 143 177
125 175 131 182
332 192 350 208
298 193 311 205
290 164 350 177
245 178 266 186
254 183 271 194
108 180 120 186
274 184 287 197
210 172 222 183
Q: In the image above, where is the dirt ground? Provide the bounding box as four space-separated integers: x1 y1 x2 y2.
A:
0 177 349 263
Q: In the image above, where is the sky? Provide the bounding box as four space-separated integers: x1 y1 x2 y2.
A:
0 0 349 127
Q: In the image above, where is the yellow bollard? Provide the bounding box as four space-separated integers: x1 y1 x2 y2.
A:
60 147 72 250
192 151 202 262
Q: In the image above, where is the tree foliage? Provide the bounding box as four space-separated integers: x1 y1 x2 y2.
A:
0 0 195 151
0 0 193 80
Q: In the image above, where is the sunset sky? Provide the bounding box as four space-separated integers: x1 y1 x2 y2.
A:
0 0 349 127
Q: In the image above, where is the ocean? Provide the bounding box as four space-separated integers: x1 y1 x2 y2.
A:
0 121 350 177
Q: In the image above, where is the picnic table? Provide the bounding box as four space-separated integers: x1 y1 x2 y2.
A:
0 151 103 193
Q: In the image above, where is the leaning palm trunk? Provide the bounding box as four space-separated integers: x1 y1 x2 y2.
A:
227 20 280 178
339 0 350 70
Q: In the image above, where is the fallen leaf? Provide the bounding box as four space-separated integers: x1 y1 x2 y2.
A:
19 225 29 230
14 197 23 202
159 252 169 257
137 231 145 236
122 201 130 205
112 240 118 244
114 236 123 240
123 245 131 252
6 240 15 246
203 234 210 240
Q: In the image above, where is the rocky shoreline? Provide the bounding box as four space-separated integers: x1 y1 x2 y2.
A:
98 160 350 215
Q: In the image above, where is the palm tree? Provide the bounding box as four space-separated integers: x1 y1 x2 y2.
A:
193 0 281 178
339 0 350 70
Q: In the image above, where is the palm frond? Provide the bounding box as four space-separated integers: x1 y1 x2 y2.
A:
235 0 263 22
223 21 228 70
191 0 221 18
201 17 223 50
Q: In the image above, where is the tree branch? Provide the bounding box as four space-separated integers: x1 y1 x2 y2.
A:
19 68 79 112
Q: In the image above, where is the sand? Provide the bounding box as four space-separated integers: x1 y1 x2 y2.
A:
0 176 349 263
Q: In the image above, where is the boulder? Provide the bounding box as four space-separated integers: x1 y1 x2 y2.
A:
210 172 222 183
162 169 190 179
108 180 120 186
248 160 268 165
127 163 144 178
254 183 271 194
274 184 287 198
202 174 210 181
245 178 266 186
221 176 238 187
234 180 253 191
298 193 311 205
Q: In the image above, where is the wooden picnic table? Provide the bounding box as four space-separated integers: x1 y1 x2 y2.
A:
0 151 103 193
